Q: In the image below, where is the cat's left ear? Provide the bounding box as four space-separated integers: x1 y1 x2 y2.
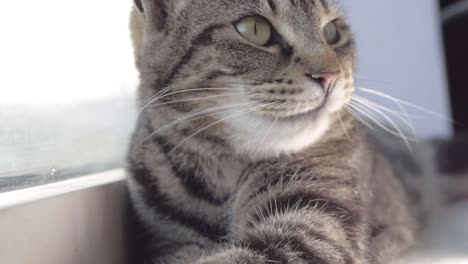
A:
134 0 183 32
134 0 145 13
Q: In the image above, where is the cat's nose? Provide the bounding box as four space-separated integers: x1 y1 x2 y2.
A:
305 72 340 93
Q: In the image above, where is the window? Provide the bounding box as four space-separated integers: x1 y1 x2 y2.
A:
0 0 138 192
441 0 468 133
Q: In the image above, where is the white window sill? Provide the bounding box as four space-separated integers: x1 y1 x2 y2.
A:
0 170 128 264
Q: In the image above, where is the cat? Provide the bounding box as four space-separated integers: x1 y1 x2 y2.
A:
127 1 422 263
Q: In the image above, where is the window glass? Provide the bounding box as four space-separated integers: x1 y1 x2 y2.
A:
0 1 138 191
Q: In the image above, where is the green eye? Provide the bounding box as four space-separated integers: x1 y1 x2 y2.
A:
323 21 341 45
235 16 272 46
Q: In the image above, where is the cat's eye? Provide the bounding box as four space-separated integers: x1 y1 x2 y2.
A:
235 16 272 46
323 21 341 45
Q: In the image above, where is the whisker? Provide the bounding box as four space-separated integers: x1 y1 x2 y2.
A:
352 95 418 118
139 87 245 113
349 101 410 138
351 99 417 149
168 102 277 154
209 81 259 86
151 93 245 108
239 96 317 147
348 103 394 135
261 116 279 146
348 102 415 150
143 102 256 143
248 114 268 136
236 77 272 83
351 96 417 138
141 86 173 111
345 105 376 131
354 75 391 85
338 112 351 139
357 87 455 124
356 89 414 131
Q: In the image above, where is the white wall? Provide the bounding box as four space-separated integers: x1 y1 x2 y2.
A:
341 0 452 138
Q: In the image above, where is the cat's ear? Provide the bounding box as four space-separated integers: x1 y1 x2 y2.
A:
134 0 145 13
134 0 179 31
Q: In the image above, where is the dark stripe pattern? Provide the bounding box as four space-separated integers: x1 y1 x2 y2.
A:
250 190 360 229
152 135 230 206
129 160 228 240
267 0 277 14
243 231 329 264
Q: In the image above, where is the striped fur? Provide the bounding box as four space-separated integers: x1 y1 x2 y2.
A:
128 1 421 263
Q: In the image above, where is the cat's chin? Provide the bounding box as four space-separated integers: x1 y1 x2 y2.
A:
224 111 332 159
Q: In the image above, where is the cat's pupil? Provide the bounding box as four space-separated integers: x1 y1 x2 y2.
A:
235 16 272 46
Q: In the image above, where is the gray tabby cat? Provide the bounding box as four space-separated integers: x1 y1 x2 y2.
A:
127 0 421 263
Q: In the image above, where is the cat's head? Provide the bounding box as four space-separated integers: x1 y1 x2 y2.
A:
133 0 356 158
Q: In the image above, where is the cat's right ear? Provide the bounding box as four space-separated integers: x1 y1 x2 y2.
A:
134 0 170 32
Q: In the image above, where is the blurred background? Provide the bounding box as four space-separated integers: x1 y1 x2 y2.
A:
441 0 468 134
343 0 452 139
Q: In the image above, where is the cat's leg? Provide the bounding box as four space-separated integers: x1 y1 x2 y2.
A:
127 132 240 263
241 183 365 262
130 189 226 264
132 170 366 263
128 177 241 264
140 228 268 264
195 166 368 264
147 242 216 264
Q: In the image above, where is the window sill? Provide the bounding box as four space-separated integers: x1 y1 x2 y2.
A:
0 169 128 264
0 169 466 264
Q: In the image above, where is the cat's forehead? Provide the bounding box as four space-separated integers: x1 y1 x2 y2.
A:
187 0 342 18
261 0 341 14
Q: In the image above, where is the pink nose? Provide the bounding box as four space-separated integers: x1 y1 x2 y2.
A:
306 72 340 93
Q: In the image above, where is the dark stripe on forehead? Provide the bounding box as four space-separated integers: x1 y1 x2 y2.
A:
289 0 306 8
289 0 325 12
267 0 277 14
288 0 332 12
318 0 330 11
